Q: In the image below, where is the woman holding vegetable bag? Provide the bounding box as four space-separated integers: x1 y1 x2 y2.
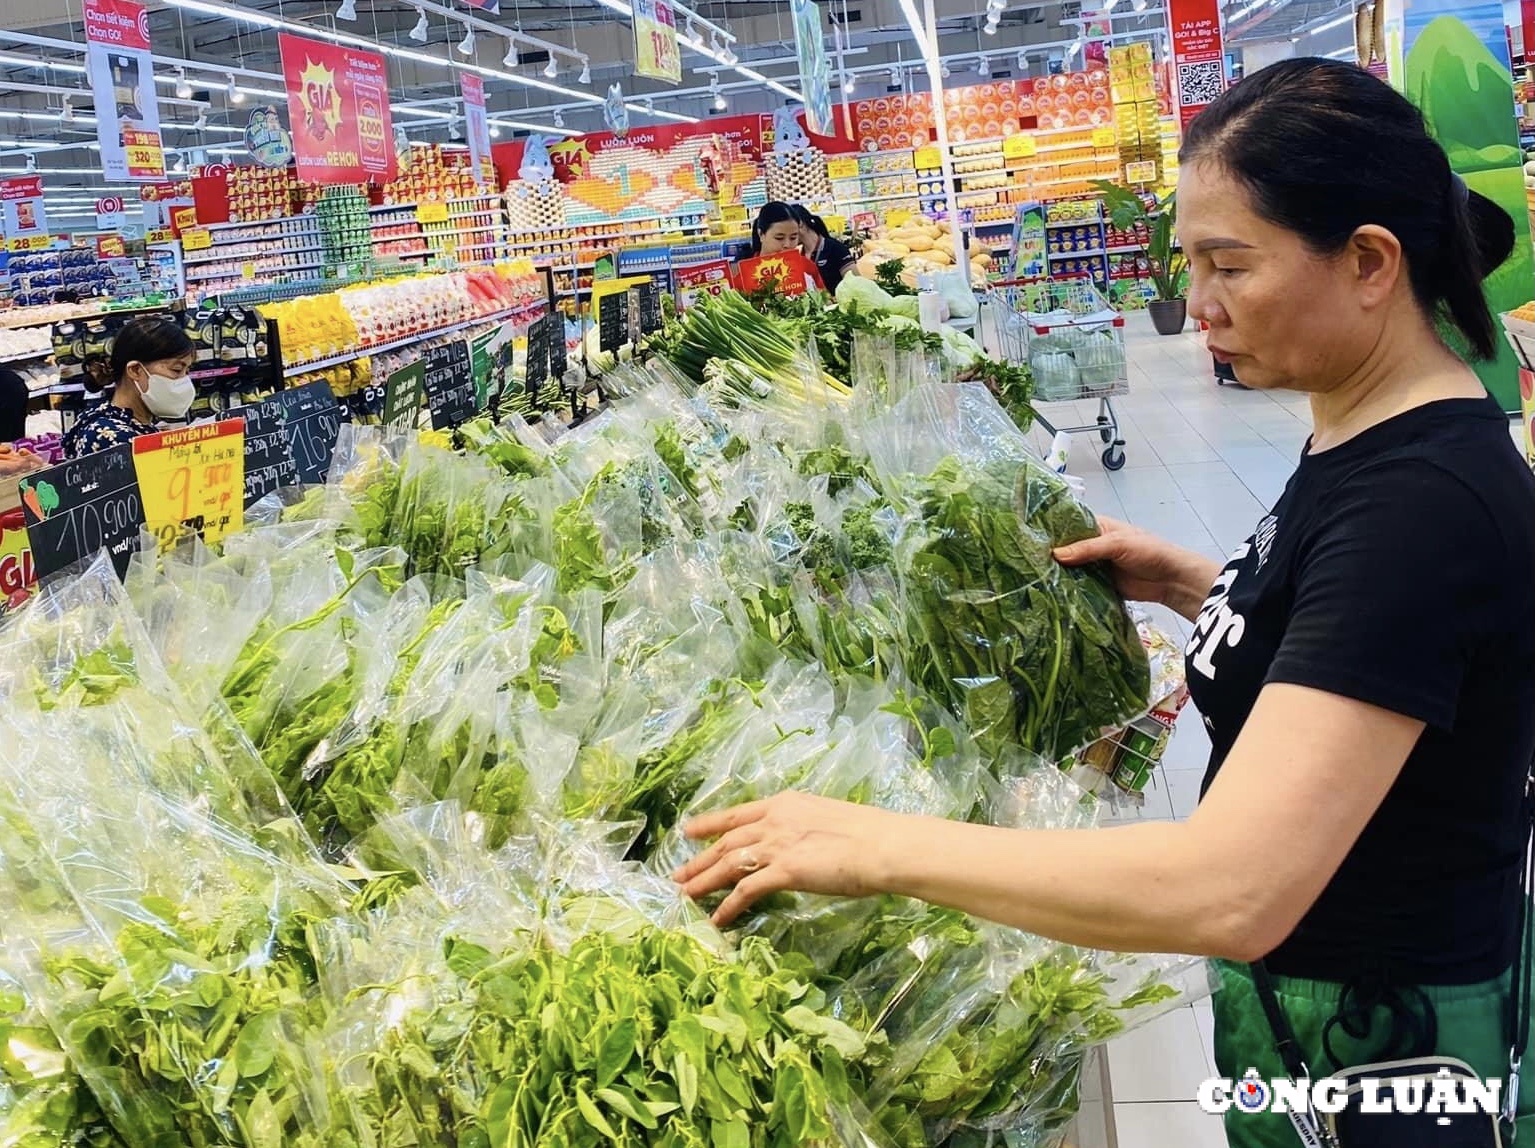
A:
677 59 1535 1147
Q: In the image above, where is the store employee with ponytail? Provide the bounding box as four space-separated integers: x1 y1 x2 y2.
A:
63 317 197 459
678 59 1535 1146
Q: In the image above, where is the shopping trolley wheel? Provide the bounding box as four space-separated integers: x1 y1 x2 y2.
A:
1102 443 1126 471
1097 415 1113 443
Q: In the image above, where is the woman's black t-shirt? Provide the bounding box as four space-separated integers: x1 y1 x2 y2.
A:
1185 396 1535 985
812 236 855 293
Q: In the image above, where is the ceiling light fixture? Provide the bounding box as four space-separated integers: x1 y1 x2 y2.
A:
579 59 591 83
713 91 727 110
686 15 697 38
1308 10 1354 34
975 57 988 77
409 8 430 42
644 96 655 113
448 114 462 139
1132 0 1147 10
489 122 501 136
1016 50 1028 69
889 66 901 86
543 55 558 78
983 16 999 33
553 108 564 126
60 96 75 123
226 73 244 102
709 31 722 55
842 70 855 93
175 68 192 99
24 154 36 172
502 38 520 66
940 60 951 77
171 155 187 173
457 24 475 54
335 0 358 20
192 107 207 129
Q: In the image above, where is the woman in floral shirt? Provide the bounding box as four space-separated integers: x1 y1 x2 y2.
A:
63 317 196 459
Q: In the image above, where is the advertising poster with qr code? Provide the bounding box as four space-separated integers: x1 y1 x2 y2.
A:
1168 0 1227 128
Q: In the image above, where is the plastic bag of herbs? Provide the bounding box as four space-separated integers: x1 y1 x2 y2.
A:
862 381 1151 762
320 805 892 1148
0 648 355 1148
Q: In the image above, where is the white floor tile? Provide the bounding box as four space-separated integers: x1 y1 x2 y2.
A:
1106 1006 1215 1103
1113 1101 1230 1148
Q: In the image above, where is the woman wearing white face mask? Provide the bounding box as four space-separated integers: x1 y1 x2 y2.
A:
63 317 197 459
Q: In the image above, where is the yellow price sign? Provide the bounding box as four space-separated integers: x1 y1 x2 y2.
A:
181 227 213 252
133 419 245 554
1092 125 1118 148
722 204 748 223
146 227 176 245
1124 160 1159 185
172 206 198 231
1003 133 1037 159
6 235 53 253
417 202 449 224
913 145 942 170
826 157 860 181
240 262 256 281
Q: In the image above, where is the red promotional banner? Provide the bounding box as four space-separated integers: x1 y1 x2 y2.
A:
279 33 397 184
0 176 43 202
1167 0 1226 128
1523 0 1535 63
491 111 859 188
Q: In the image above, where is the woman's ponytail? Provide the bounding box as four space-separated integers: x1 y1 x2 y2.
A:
1438 184 1516 361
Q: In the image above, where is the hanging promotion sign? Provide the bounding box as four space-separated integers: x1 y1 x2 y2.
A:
0 177 48 241
460 73 492 188
1167 0 1226 128
789 0 833 134
460 0 499 11
96 195 126 230
83 0 165 181
604 83 630 137
279 33 397 184
634 0 682 83
244 105 295 168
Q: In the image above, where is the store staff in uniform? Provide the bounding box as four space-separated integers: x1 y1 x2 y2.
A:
791 206 858 294
63 317 196 459
676 59 1535 1147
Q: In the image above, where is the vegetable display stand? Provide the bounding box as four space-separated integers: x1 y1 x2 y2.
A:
983 275 1130 470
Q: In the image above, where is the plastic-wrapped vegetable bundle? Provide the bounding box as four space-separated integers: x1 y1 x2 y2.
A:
866 383 1150 761
0 627 353 1148
323 807 886 1148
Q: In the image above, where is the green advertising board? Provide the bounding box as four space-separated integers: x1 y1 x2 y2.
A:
1392 0 1533 411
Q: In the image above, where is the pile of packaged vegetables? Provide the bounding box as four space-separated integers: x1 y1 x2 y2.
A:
0 348 1205 1148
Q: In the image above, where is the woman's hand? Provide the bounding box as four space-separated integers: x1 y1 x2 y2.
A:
673 792 902 926
1054 516 1222 622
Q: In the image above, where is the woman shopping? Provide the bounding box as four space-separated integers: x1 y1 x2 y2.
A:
676 59 1535 1147
63 317 196 459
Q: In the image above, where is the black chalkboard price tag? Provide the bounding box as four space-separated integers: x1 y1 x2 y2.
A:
19 443 145 581
236 399 299 507
549 313 568 380
525 315 551 393
276 380 344 485
636 282 663 336
598 293 628 354
422 339 476 431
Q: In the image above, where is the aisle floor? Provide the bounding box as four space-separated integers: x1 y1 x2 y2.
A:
1048 315 1519 1148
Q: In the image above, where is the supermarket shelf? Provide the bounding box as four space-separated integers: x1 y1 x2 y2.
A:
188 260 323 281
0 347 52 364
1046 220 1101 229
422 226 504 240
972 218 1016 229
206 218 320 233
832 191 925 206
280 302 544 378
1047 248 1106 259
370 197 500 214
1106 244 1145 254
184 244 324 266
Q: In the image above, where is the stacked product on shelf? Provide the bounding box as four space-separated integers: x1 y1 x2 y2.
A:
221 163 306 222
421 195 506 266
763 149 833 203
1045 199 1108 284
0 324 53 364
1109 43 1165 187
5 249 115 307
560 139 715 226
376 142 483 205
183 214 325 299
369 203 432 263
316 185 373 275
179 304 276 414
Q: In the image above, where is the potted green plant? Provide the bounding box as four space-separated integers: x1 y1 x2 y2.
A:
1093 180 1189 335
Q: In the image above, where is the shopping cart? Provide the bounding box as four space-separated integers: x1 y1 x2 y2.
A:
982 276 1130 471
